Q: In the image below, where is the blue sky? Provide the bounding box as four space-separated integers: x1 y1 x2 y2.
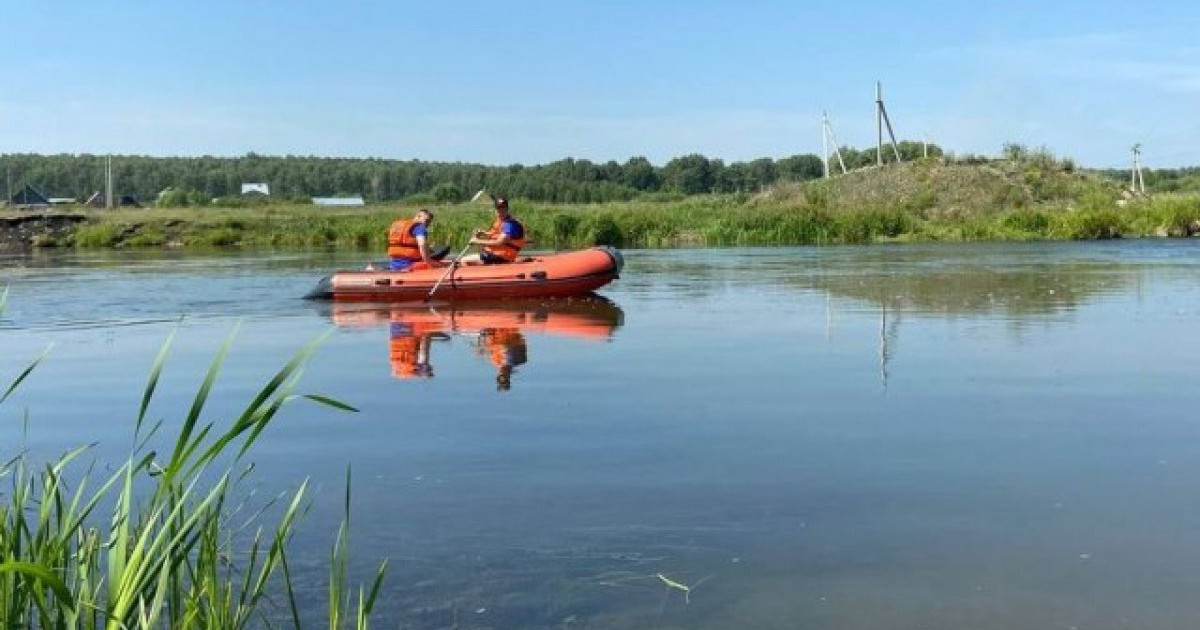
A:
2 0 1197 167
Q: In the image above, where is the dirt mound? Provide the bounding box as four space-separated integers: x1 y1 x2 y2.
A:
0 213 87 250
754 160 1118 219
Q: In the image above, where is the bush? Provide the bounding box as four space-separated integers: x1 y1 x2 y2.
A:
124 230 167 247
73 223 123 247
430 182 462 203
157 189 209 207
834 209 911 243
586 216 624 246
1056 209 1126 240
551 213 581 247
1001 209 1052 234
1149 196 1200 236
185 228 241 247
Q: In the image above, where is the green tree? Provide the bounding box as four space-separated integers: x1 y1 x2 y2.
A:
430 182 462 202
621 156 660 191
662 154 717 194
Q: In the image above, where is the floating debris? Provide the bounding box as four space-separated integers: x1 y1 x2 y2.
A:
656 573 713 604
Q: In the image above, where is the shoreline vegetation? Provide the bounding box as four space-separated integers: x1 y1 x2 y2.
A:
0 330 386 628
3 153 1200 251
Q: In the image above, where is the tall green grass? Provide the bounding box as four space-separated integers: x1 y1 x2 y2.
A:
0 330 385 629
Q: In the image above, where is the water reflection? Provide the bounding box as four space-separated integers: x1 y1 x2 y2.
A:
793 251 1141 391
798 260 1135 319
327 297 623 389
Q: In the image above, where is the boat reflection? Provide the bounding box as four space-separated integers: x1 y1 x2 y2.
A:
328 296 624 389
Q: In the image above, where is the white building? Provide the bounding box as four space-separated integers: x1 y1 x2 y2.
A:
241 183 270 196
313 196 365 207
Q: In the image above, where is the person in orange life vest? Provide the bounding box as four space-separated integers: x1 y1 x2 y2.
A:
386 208 443 271
475 328 528 391
461 197 526 265
388 317 444 379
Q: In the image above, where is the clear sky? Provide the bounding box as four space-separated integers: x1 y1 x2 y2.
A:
2 0 1196 167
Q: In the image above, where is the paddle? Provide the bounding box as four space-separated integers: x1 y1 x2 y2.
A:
424 242 472 302
424 189 490 302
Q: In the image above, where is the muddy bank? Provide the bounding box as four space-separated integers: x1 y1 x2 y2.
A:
0 213 87 250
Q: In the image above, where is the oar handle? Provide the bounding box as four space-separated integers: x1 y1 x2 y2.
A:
425 239 476 301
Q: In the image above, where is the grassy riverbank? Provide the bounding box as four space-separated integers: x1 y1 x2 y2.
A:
6 159 1200 250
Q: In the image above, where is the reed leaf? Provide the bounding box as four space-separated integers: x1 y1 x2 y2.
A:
0 561 75 610
1 345 51 405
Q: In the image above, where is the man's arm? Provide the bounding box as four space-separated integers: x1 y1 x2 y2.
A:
469 233 510 247
416 235 443 266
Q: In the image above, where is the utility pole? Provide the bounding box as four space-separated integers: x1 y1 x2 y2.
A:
105 155 113 210
821 112 848 177
876 84 883 166
822 112 829 179
874 82 903 165
1130 144 1146 195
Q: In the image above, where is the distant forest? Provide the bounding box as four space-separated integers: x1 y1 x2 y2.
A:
5 144 1195 206
1 142 939 205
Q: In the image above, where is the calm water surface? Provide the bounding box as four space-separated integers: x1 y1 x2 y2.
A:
3 242 1200 629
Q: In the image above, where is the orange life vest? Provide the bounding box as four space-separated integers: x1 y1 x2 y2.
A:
387 219 422 259
482 217 526 262
484 329 528 367
389 336 421 379
389 319 440 379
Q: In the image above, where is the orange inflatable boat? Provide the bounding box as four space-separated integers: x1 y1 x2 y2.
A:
306 246 623 302
326 297 623 385
327 297 624 341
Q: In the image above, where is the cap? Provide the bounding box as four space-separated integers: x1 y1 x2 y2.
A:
494 197 509 209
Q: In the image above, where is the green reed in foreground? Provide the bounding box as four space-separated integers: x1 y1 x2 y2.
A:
0 329 385 629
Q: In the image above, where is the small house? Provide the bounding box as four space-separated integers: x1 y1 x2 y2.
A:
10 183 50 207
241 183 270 196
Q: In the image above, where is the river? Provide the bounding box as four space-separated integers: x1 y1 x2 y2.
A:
2 241 1200 629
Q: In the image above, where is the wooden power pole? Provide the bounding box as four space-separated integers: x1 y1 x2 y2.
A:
1130 144 1146 195
875 82 902 165
105 155 114 210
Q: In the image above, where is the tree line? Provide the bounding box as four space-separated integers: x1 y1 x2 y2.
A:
1 142 942 205
1094 166 1200 194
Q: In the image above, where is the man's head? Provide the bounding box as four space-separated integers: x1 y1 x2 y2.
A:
415 208 434 224
496 365 513 391
493 197 509 216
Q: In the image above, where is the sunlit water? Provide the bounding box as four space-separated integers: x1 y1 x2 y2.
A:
3 241 1200 629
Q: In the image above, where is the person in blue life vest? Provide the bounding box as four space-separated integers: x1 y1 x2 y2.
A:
385 208 444 271
461 197 526 265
